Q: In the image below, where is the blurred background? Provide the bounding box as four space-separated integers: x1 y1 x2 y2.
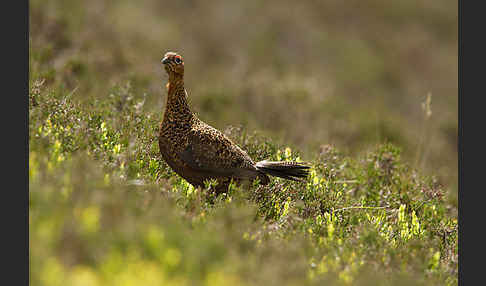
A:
29 0 457 203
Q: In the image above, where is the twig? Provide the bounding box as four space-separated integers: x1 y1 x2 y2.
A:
333 206 389 212
66 86 79 99
334 180 358 184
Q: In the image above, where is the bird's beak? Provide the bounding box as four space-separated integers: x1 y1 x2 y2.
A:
161 56 170 64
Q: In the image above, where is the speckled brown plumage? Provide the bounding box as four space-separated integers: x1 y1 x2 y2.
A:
158 51 309 193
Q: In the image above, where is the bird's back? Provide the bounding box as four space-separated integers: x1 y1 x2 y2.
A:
160 112 258 186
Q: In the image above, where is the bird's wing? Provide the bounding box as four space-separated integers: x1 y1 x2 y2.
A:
179 124 256 178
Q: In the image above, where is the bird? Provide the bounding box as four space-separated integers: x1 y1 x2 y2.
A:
158 51 310 194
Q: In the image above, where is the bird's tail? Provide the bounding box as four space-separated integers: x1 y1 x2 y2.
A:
255 160 310 182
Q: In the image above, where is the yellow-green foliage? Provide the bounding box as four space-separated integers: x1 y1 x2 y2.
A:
29 81 457 285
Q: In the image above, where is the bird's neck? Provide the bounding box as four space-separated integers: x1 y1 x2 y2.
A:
163 73 194 122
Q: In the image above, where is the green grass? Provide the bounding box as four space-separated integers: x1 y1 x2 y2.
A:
29 80 457 285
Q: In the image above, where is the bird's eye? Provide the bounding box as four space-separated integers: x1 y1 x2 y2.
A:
174 57 182 64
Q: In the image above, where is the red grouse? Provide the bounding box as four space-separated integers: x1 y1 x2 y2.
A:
159 51 309 193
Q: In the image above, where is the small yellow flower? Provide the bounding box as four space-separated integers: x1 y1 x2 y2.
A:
284 147 292 159
113 144 121 155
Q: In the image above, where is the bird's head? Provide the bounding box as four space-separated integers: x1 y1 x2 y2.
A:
161 52 184 76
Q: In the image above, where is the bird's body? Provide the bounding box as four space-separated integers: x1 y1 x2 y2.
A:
159 52 309 193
